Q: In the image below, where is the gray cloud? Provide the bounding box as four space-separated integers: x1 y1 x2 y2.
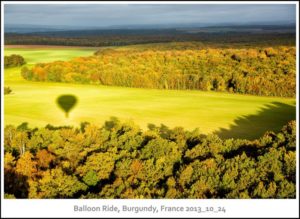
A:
4 4 296 27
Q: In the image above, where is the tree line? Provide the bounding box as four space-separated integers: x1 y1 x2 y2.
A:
21 43 296 97
5 31 295 47
4 119 296 199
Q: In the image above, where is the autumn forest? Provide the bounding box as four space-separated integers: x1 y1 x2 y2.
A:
3 8 297 200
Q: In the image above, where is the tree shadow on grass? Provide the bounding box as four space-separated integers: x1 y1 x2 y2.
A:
214 101 296 140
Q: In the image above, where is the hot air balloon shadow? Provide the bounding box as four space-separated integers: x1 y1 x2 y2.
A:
56 94 78 118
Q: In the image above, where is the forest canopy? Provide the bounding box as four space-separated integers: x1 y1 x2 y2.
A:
21 43 296 97
4 119 296 199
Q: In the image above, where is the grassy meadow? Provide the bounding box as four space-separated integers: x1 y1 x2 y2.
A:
4 46 296 139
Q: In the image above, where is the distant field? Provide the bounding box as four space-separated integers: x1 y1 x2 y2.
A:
4 46 96 65
4 47 296 139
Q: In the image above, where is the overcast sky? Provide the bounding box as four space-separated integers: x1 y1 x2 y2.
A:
4 4 296 27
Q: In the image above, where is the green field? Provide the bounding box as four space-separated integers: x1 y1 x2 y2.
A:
4 47 296 139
